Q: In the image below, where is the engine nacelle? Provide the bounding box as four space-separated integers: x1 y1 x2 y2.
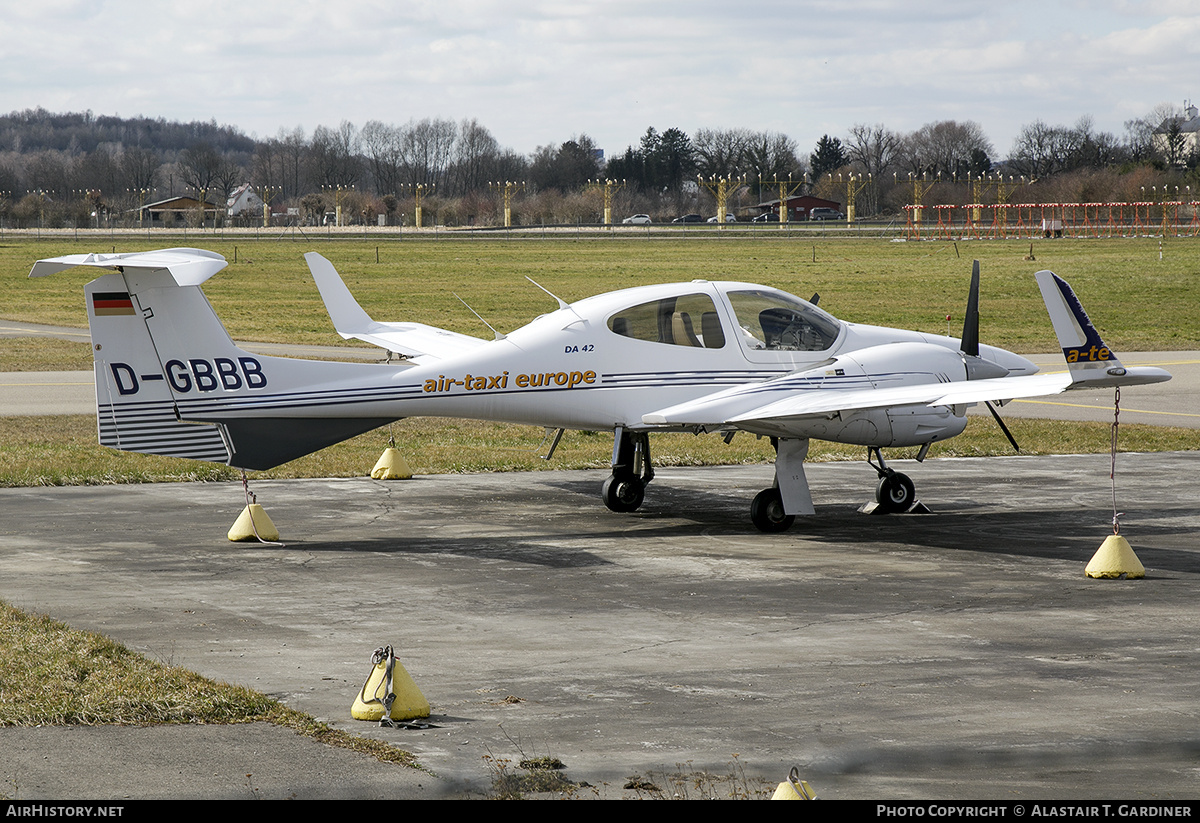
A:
784 342 970 447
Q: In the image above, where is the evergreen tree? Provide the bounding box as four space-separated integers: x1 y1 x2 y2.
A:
810 135 848 180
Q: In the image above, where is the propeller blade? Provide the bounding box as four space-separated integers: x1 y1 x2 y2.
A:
985 400 1020 453
960 260 980 358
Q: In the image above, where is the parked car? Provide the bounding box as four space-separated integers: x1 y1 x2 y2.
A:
707 213 737 223
622 214 651 225
752 212 778 222
808 207 844 221
672 213 702 223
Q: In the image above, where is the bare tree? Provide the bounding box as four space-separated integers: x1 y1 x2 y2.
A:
278 126 307 198
449 118 500 195
900 120 993 179
401 118 457 188
177 141 223 198
744 131 802 183
361 120 404 195
1124 103 1182 163
693 127 753 178
213 155 245 202
845 123 901 180
1010 117 1124 178
122 145 160 193
309 121 360 188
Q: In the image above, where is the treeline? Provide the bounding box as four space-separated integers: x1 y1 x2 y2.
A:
1 104 1197 229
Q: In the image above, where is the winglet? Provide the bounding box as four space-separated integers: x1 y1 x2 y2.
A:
305 251 377 338
1035 270 1170 388
304 252 487 360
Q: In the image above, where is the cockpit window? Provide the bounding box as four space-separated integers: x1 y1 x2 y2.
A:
726 289 840 352
607 293 726 348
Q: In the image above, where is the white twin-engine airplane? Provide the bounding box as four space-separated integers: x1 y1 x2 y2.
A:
31 248 1170 532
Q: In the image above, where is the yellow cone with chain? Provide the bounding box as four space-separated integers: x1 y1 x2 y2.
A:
1085 533 1145 579
771 767 817 800
370 447 412 480
227 503 279 542
352 649 429 721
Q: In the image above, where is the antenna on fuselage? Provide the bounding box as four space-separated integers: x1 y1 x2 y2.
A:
453 293 506 341
526 276 586 325
526 276 569 310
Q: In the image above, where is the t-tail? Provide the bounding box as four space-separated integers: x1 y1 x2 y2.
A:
31 249 401 470
1035 270 1171 388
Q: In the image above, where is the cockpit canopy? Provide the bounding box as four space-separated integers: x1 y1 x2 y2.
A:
605 285 841 353
606 292 726 349
726 289 840 352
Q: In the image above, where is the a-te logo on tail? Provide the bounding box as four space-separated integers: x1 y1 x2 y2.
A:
109 357 267 395
1063 345 1112 363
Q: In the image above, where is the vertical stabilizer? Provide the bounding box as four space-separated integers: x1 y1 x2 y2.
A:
1035 270 1123 380
1035 270 1171 388
85 272 233 463
33 249 406 471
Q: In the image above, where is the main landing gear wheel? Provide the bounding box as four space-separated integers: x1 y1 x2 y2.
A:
602 475 645 513
751 488 795 533
875 472 915 514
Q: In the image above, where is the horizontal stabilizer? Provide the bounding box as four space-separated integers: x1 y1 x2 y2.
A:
30 248 228 286
305 253 486 360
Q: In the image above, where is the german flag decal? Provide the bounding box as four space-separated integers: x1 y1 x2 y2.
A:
92 292 136 316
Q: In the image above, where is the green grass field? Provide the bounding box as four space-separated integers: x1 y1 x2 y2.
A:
6 233 1200 351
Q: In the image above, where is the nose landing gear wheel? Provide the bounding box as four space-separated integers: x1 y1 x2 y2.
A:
751 488 795 532
602 475 645 513
875 472 915 513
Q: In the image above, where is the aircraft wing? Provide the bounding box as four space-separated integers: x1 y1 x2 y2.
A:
305 252 486 360
642 370 1077 428
644 363 1171 429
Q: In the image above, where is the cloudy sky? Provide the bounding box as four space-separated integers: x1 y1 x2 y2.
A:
5 0 1198 160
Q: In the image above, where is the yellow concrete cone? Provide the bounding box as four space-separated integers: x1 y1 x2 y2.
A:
1085 533 1145 579
227 503 280 542
771 767 817 799
370 447 412 480
352 647 430 721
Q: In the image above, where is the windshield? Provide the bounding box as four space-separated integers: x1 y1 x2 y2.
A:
726 289 840 352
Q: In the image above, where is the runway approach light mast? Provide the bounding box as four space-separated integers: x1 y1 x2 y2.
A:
404 183 433 229
836 173 870 224
762 176 805 225
587 178 625 225
491 181 525 228
698 175 745 224
897 172 937 227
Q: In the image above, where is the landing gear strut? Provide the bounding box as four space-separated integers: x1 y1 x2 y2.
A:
867 446 917 513
602 428 654 513
749 437 812 532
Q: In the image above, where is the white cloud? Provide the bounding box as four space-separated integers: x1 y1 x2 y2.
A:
3 0 1197 158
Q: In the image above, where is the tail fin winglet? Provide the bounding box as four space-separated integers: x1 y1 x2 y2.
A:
304 252 486 360
1036 270 1171 388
